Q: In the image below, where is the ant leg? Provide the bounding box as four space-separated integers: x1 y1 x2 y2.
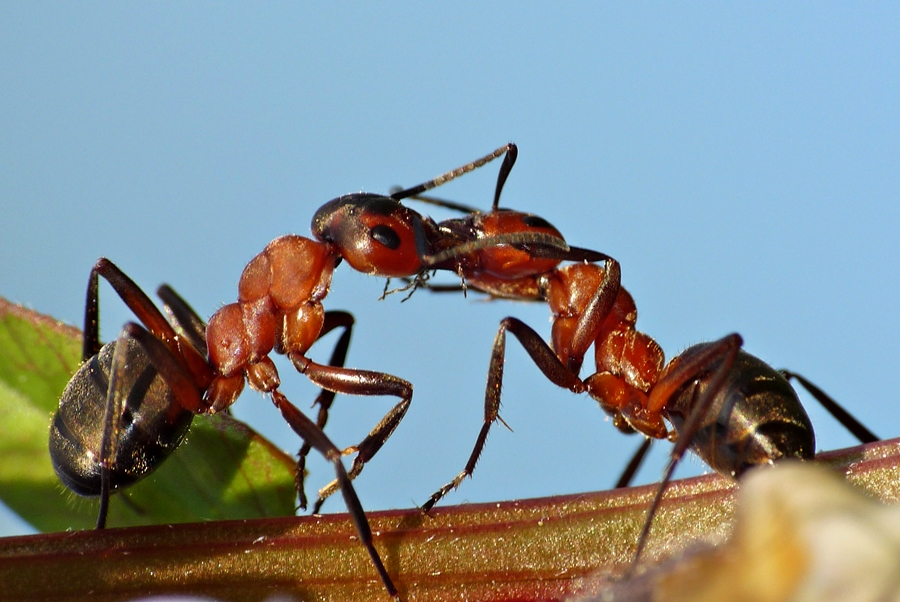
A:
86 259 180 356
157 284 207 357
565 258 621 375
79 259 203 528
629 333 743 572
86 259 213 387
780 370 878 443
270 389 400 601
96 322 204 528
421 317 584 512
295 311 355 510
119 323 206 411
287 358 412 513
615 437 653 489
96 330 131 528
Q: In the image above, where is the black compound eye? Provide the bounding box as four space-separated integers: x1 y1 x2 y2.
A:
521 215 554 230
369 224 401 250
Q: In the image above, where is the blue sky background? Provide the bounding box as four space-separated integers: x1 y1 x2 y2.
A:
2 4 898 535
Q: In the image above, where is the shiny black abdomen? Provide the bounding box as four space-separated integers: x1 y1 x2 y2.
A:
664 349 815 477
49 337 193 497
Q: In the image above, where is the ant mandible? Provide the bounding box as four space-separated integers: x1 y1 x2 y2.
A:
49 258 402 600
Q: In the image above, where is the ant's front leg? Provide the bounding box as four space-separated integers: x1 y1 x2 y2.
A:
295 310 355 510
421 317 585 512
95 322 203 528
287 356 412 514
421 260 622 511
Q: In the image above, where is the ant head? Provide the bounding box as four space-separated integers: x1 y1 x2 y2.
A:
312 193 434 278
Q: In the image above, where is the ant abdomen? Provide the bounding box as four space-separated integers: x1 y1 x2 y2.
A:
665 348 815 478
50 335 193 497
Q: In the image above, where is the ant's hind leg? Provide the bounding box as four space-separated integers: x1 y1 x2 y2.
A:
780 370 878 444
85 258 180 359
270 389 399 601
95 322 203 528
629 333 743 573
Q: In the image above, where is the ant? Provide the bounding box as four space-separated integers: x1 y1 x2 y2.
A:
363 144 879 560
49 258 402 599
213 147 571 516
188 149 573 597
46 151 580 601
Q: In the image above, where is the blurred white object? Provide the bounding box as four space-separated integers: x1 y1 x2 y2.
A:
585 461 900 602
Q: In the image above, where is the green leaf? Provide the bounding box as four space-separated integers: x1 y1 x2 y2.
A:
0 297 298 531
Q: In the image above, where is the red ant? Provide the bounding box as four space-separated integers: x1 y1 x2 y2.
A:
49 258 403 599
362 144 879 562
224 147 570 514
194 148 573 598
47 151 582 601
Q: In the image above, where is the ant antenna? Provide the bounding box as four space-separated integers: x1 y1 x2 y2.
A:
391 144 515 202
492 142 517 210
396 190 482 214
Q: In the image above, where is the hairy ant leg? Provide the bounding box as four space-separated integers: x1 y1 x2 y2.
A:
51 259 212 528
96 321 205 527
780 370 878 444
295 310 355 509
270 388 400 601
421 316 586 511
628 333 743 570
421 258 623 511
292 361 412 514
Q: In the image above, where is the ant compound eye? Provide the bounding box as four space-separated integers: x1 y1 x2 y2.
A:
521 215 555 230
369 224 401 250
